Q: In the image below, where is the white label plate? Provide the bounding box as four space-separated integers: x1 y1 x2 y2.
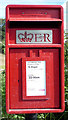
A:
26 61 46 96
16 30 52 43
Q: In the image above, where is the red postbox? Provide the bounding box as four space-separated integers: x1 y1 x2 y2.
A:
6 5 65 114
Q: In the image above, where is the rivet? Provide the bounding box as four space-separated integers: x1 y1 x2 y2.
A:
22 12 24 14
45 12 47 15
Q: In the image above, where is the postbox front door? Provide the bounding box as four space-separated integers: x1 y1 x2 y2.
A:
9 48 59 109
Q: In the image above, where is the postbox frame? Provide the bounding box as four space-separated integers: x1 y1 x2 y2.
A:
6 5 65 114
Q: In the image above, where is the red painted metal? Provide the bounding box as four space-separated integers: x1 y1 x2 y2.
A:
6 5 65 114
8 44 62 48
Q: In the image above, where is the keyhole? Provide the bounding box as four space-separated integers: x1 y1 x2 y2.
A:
18 80 19 83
